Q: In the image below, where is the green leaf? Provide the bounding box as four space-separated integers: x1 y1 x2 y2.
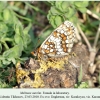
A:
0 56 5 67
14 34 23 46
8 58 16 64
54 16 63 27
74 82 89 88
65 8 76 19
68 16 78 24
14 22 23 35
3 45 22 58
74 1 89 8
21 24 33 53
79 82 89 88
28 27 38 49
55 1 63 9
18 57 28 61
2 59 11 65
2 8 18 25
78 7 87 13
0 55 5 60
50 7 61 15
23 23 32 46
0 22 8 34
47 10 51 20
14 22 24 47
55 1 68 13
0 1 7 12
61 1 69 12
0 81 10 88
49 15 63 28
49 15 56 28
3 9 12 22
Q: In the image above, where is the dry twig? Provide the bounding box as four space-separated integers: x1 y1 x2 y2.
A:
93 24 100 48
77 24 92 51
86 9 100 20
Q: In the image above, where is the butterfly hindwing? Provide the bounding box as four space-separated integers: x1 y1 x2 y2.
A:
38 21 76 59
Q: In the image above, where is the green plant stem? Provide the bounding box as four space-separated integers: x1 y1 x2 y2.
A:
14 12 32 22
25 2 47 16
4 38 13 42
2 41 9 50
10 4 28 16
14 12 42 26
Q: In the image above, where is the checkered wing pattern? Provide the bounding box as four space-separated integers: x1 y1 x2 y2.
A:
38 21 76 59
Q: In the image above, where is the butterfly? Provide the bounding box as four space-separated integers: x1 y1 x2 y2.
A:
35 21 76 60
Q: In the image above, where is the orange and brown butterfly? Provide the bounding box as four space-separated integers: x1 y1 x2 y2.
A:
32 21 76 60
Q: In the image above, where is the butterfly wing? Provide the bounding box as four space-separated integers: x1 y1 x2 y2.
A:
38 21 76 59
